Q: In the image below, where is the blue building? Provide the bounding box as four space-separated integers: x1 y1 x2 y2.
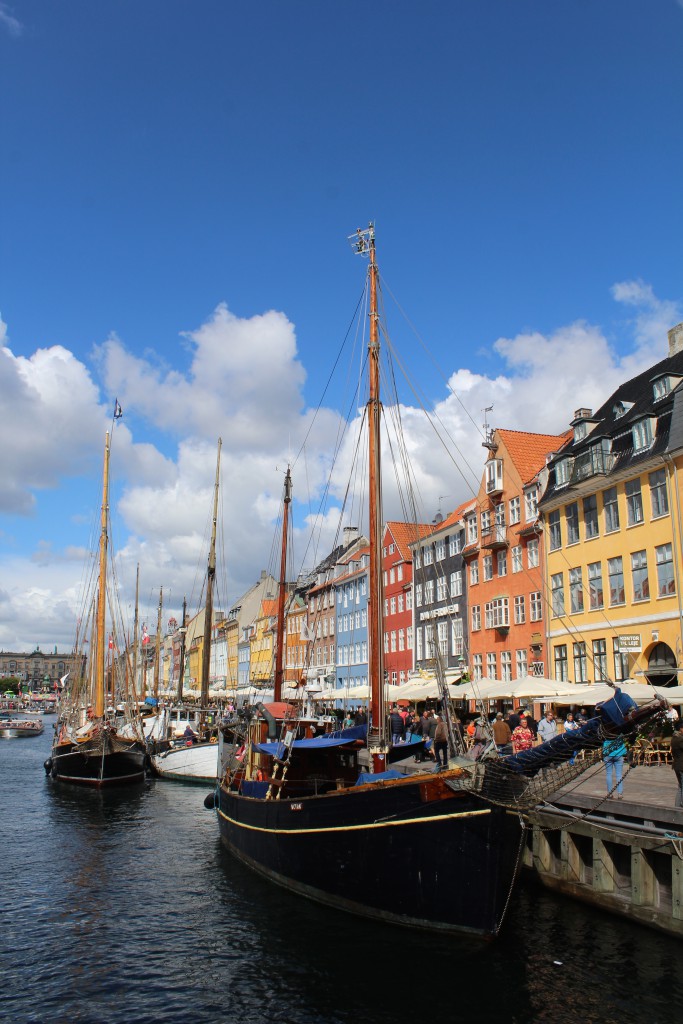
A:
333 546 370 697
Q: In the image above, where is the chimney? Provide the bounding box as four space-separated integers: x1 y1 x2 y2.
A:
343 526 359 545
668 323 683 357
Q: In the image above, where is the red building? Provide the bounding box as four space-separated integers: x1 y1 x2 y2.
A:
382 521 432 685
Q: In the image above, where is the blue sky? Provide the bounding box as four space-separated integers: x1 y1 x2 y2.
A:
1 1 682 650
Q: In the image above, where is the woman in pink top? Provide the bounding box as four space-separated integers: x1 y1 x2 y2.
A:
511 716 534 754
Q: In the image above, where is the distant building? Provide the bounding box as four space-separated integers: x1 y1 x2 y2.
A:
0 648 85 689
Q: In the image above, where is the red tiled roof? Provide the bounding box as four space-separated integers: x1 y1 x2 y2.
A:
497 429 571 487
384 521 432 560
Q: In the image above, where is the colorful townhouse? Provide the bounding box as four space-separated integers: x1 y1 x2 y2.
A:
333 545 370 693
284 594 307 686
382 520 431 684
465 428 569 682
408 508 468 676
539 323 683 689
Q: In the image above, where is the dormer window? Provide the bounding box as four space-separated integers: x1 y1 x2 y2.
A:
632 417 655 452
574 421 588 442
555 457 573 487
612 400 633 419
652 374 681 401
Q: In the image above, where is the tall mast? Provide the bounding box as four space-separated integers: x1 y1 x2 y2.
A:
177 596 187 704
354 224 386 757
273 466 292 704
153 587 163 702
200 439 222 728
94 431 110 718
132 563 140 703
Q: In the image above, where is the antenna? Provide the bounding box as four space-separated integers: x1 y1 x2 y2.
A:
349 222 375 257
482 405 497 451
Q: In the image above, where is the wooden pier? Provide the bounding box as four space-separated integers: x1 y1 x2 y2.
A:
524 764 683 937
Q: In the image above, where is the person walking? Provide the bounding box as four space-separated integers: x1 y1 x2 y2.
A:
492 712 512 753
671 719 683 807
603 737 627 799
390 706 405 746
433 715 449 770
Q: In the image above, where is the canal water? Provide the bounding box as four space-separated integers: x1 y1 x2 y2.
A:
1 725 681 1024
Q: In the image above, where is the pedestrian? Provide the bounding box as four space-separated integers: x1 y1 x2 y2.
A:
564 712 580 732
511 716 534 753
671 719 683 807
507 708 521 732
390 705 405 745
492 712 512 753
603 737 627 799
576 707 589 725
433 714 449 769
537 711 557 744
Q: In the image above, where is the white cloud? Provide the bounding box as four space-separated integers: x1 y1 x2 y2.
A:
0 281 680 650
0 3 22 36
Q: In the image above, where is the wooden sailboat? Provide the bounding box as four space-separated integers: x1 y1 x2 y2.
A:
149 440 223 783
212 224 667 937
46 430 147 786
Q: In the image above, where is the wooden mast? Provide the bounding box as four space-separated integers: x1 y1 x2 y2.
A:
94 431 110 719
132 563 140 702
177 596 187 704
200 438 222 732
273 466 292 704
153 587 163 702
363 225 387 763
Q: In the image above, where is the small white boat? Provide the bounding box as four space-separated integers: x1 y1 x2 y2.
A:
150 737 221 783
0 715 44 739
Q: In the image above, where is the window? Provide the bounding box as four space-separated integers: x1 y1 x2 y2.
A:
515 649 528 678
414 549 421 569
437 621 448 656
485 598 509 628
450 571 463 597
573 642 588 684
569 567 583 613
406 591 412 611
632 418 654 451
423 546 433 565
471 605 481 631
588 561 603 610
608 557 625 606
656 543 675 597
625 478 643 526
514 595 526 624
424 624 434 658
397 564 403 581
397 594 403 613
512 545 522 573
481 509 491 535
613 638 629 683
467 515 478 544
389 568 395 585
530 592 542 621
603 486 620 533
389 597 396 615
470 561 479 585
554 645 568 682
551 574 565 617
650 469 669 519
555 458 573 486
487 652 497 678
416 629 423 662
452 618 464 657
497 550 507 577
593 639 608 682
415 583 422 607
436 576 447 602
501 651 512 681
390 631 397 652
435 540 445 560
509 496 521 524
424 579 434 603
486 458 503 493
398 629 405 651
406 625 412 648
483 555 493 581
449 533 462 556
472 654 483 680
583 494 599 539
631 550 649 602
566 502 579 544
527 538 539 568
548 510 562 551
653 375 672 400
574 421 588 442
525 487 538 520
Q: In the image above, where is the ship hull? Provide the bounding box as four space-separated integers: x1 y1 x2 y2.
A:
150 740 219 783
49 736 147 787
216 774 522 937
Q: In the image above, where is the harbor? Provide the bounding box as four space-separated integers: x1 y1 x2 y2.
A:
3 725 683 1024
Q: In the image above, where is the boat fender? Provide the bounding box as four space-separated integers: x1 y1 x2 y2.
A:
43 758 53 774
203 791 217 810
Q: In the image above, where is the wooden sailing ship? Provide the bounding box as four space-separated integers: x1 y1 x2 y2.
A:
212 225 667 937
46 428 147 787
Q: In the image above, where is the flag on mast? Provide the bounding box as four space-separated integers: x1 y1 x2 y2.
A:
114 399 123 420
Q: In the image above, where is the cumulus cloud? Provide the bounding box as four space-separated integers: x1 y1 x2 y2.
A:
0 281 680 649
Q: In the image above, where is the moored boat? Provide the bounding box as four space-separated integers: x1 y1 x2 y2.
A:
0 715 44 739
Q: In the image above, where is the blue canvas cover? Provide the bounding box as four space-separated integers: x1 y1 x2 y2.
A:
355 769 405 786
253 723 367 757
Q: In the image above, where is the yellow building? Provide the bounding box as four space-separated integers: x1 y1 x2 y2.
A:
249 598 277 688
539 324 683 689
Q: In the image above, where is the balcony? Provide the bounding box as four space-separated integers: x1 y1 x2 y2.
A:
480 525 508 550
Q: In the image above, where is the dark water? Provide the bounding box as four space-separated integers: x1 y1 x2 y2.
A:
1 727 681 1024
